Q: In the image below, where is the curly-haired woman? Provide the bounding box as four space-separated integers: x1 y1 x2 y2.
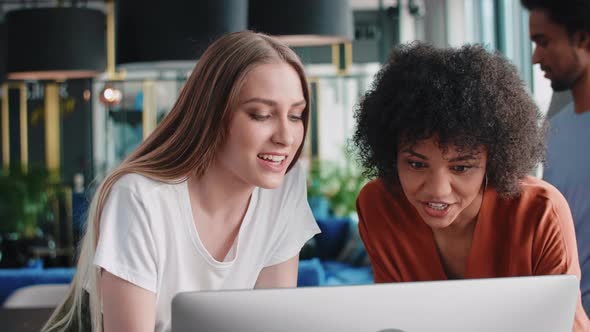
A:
353 43 589 331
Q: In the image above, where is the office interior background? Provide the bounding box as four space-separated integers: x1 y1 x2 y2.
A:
0 0 562 305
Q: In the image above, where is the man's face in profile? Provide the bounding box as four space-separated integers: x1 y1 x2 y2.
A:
529 9 584 91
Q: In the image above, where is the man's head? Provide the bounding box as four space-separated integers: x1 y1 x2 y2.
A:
522 0 590 91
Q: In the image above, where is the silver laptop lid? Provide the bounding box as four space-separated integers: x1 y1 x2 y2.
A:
172 275 578 332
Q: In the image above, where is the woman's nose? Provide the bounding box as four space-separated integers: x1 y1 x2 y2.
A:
271 117 295 146
423 171 452 198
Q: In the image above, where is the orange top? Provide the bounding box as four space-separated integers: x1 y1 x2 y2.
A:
357 176 589 332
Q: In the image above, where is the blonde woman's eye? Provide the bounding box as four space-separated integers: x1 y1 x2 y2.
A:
249 113 270 121
289 114 304 121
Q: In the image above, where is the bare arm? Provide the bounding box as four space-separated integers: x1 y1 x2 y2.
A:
100 271 157 332
254 254 299 288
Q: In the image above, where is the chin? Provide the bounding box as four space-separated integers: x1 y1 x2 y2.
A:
418 211 455 230
255 176 286 189
423 219 453 230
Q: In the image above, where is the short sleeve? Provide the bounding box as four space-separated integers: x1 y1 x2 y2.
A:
93 185 158 293
265 164 321 266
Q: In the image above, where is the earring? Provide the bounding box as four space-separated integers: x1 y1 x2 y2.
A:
483 173 489 191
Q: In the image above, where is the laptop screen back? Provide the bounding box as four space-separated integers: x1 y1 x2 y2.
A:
172 275 578 332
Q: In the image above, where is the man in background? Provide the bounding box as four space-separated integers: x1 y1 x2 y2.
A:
522 0 590 316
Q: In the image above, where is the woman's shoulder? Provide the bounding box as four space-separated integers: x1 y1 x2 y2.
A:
358 178 399 204
110 173 178 198
492 176 572 225
517 176 569 210
356 179 413 222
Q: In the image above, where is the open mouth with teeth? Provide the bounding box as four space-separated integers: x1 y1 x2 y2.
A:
427 202 449 211
257 154 287 165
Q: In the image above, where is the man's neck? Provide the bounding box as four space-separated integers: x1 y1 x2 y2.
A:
572 68 590 114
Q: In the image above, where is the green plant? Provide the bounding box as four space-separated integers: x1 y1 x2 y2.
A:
307 148 368 218
0 165 52 238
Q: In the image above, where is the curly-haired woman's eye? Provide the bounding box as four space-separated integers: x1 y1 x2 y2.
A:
408 161 426 169
451 165 473 173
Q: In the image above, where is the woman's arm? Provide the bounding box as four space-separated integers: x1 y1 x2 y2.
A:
100 271 156 332
254 255 299 288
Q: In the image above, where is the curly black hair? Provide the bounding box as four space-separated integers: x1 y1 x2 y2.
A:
521 0 590 36
353 43 547 197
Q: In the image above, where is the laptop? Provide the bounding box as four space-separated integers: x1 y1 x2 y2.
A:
171 275 578 332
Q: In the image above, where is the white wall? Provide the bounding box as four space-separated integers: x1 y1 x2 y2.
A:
306 63 380 165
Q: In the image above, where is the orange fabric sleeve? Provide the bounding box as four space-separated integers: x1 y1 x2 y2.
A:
357 203 399 283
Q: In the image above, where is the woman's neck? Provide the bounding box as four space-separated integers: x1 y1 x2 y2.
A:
187 161 255 223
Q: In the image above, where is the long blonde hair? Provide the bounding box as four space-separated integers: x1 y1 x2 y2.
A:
42 31 310 332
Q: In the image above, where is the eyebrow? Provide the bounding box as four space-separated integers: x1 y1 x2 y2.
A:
448 155 478 162
241 97 306 108
401 149 479 162
401 149 428 160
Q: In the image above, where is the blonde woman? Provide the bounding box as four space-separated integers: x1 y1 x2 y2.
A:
43 31 320 332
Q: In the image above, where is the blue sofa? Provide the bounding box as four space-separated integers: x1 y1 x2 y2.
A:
0 218 373 305
0 261 369 306
0 264 76 305
297 217 373 287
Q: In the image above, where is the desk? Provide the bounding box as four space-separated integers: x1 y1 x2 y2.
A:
0 308 54 332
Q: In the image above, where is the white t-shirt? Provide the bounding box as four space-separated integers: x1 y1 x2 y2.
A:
93 163 320 332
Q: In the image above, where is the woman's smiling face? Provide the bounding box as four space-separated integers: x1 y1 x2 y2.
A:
397 137 487 230
214 62 306 189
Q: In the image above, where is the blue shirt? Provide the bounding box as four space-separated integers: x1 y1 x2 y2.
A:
544 102 590 315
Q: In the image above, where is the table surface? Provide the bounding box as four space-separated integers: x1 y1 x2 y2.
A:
0 308 54 332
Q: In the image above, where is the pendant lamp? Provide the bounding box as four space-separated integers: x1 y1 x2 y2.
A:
249 0 354 46
6 7 106 80
116 0 248 63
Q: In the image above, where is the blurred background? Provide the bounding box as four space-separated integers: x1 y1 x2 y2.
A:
0 0 561 306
